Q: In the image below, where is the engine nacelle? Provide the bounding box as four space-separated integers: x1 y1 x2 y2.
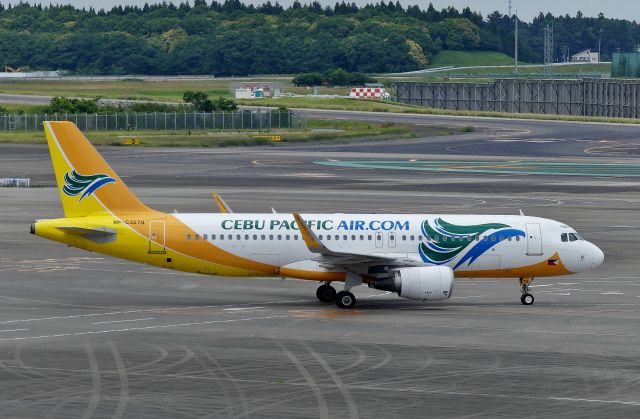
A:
371 266 454 302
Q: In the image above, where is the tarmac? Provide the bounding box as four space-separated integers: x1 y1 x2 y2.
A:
1 112 640 417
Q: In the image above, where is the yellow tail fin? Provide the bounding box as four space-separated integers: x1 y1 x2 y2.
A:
43 121 150 218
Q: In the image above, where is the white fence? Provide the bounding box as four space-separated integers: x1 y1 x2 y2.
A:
0 178 30 187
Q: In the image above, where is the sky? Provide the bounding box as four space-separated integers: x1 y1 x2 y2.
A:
4 0 639 22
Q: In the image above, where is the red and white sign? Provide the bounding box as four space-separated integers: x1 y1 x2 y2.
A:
350 87 385 100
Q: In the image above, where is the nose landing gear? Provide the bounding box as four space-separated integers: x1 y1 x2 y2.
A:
520 277 535 305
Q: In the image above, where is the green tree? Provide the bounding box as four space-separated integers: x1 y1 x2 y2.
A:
183 90 212 111
292 72 324 86
213 96 237 112
47 97 99 114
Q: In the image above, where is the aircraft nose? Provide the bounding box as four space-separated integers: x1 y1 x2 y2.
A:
591 243 604 269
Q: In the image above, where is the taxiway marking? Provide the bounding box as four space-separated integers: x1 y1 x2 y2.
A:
91 318 155 325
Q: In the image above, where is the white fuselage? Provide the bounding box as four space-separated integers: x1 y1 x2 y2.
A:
172 213 604 278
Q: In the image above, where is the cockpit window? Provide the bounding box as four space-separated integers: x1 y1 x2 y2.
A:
561 233 583 242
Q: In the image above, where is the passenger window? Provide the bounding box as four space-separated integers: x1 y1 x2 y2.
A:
269 234 273 240
277 234 282 240
327 235 331 240
294 235 298 240
410 235 415 241
286 235 290 240
335 235 339 240
236 234 240 240
219 235 224 240
359 235 364 240
253 234 257 240
261 234 265 240
186 234 191 240
245 234 249 240
203 234 208 240
561 233 568 242
402 235 407 241
418 236 423 241
491 236 497 242
212 234 216 240
516 236 520 241
343 235 347 241
195 234 200 240
351 235 355 241
319 235 323 240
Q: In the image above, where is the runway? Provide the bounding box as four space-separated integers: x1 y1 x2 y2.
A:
1 112 640 418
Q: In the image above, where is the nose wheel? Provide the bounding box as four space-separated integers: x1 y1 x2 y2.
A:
520 277 535 305
521 293 534 305
316 283 336 303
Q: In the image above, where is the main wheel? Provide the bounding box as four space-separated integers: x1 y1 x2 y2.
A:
335 291 356 309
520 293 534 305
316 284 336 303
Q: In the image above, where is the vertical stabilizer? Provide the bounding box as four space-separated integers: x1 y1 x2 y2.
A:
43 121 150 217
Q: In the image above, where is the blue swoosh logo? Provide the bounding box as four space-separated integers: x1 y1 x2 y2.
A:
80 177 116 201
453 229 525 269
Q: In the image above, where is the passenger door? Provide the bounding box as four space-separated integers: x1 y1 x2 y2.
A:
525 223 543 256
148 220 166 254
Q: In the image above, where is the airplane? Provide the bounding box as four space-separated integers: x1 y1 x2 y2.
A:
31 121 605 308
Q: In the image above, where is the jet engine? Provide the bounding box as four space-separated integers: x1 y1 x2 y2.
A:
370 266 454 302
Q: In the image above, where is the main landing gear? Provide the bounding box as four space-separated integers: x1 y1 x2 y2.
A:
316 282 336 303
520 277 535 305
315 279 358 309
335 291 356 309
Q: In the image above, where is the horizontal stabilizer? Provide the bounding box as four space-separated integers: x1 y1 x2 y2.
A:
57 226 116 243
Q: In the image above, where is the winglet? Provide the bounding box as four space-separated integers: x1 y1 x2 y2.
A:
213 193 233 213
293 212 330 254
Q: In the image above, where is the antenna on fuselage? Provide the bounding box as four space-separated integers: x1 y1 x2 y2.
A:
519 209 525 216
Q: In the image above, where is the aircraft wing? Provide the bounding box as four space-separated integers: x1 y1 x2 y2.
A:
213 193 233 213
292 212 421 268
312 254 422 267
